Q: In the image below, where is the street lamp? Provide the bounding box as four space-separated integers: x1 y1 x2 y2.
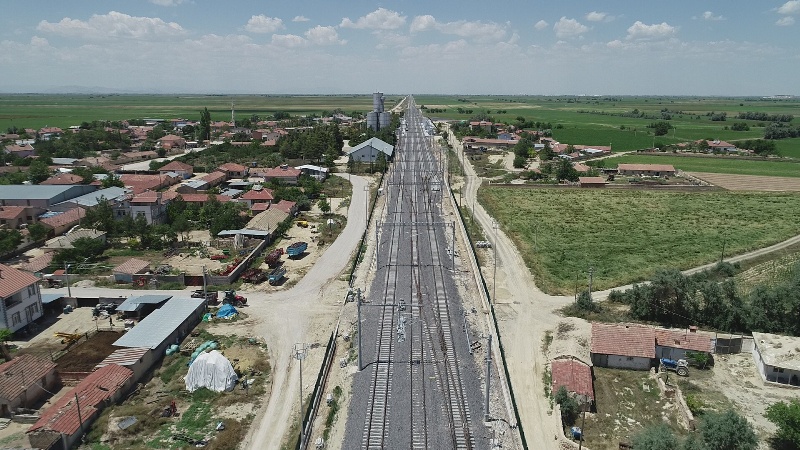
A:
492 220 499 303
294 343 308 448
64 263 72 298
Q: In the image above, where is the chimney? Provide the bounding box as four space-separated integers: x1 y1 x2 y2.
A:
689 326 698 333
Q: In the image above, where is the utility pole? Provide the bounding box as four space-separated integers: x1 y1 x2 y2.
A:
588 266 594 299
202 265 207 308
294 343 308 449
578 395 587 450
75 393 84 436
720 238 726 264
356 288 363 370
492 221 499 303
484 334 492 423
65 263 72 298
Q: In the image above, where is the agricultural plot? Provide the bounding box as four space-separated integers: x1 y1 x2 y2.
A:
608 154 800 178
688 172 800 191
479 187 800 294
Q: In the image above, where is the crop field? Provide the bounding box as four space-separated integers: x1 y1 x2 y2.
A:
478 187 800 294
687 172 800 191
416 95 800 155
608 154 800 178
0 94 403 130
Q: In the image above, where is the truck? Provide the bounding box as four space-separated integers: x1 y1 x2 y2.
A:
268 266 286 285
264 248 284 268
286 241 308 258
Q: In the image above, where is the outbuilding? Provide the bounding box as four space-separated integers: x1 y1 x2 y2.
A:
654 328 713 361
751 332 800 387
0 354 59 417
347 137 394 163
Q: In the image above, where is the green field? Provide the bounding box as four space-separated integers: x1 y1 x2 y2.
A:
0 94 403 131
479 187 800 294
415 95 800 156
608 154 800 178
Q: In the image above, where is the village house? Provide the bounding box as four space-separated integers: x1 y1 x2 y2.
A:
112 258 151 284
175 179 209 194
0 354 59 417
38 208 86 237
37 127 63 141
617 163 676 177
347 138 395 164
0 206 45 230
751 332 800 387
158 134 186 150
218 163 248 179
0 263 44 333
578 177 607 188
158 161 194 179
260 165 302 185
295 164 329 181
39 173 84 186
591 323 655 370
201 171 228 188
654 327 714 361
130 191 167 225
239 187 274 208
701 139 738 153
551 358 595 410
3 143 35 159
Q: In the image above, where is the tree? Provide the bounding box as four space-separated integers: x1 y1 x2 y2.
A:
318 198 331 215
554 386 579 426
555 158 580 182
632 424 680 450
576 290 600 312
699 410 758 450
765 399 800 447
0 329 13 362
28 222 49 242
101 173 124 188
0 229 23 255
52 237 107 267
513 154 527 169
199 107 211 141
81 198 116 235
28 159 51 184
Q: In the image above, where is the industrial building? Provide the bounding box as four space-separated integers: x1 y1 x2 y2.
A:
367 92 391 131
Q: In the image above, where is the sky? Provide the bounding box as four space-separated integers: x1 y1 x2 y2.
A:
1 1 799 95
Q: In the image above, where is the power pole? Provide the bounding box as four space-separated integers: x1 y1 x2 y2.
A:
578 395 587 450
484 334 492 423
356 288 363 370
294 343 308 448
588 266 594 298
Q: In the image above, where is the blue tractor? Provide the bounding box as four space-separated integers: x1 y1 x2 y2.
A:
659 358 690 376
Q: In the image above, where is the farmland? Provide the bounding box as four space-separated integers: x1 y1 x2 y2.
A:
607 154 800 178
0 94 403 131
478 187 800 294
416 95 800 156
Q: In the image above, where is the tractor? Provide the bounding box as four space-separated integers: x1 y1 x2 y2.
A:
659 358 689 376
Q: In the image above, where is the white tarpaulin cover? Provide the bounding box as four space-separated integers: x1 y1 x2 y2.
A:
184 350 239 393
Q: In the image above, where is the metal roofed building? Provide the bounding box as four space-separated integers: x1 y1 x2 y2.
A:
751 332 800 387
346 137 394 163
51 186 128 210
113 297 205 356
295 164 329 181
95 347 154 382
0 185 97 208
116 294 173 318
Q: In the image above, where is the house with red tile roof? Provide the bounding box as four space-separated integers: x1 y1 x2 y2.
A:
578 177 607 188
39 208 86 236
551 358 594 408
112 258 150 283
218 163 248 178
0 263 44 332
0 354 59 416
591 323 655 370
28 364 133 450
3 143 35 158
130 191 167 225
120 173 180 194
201 171 228 188
272 200 298 216
240 188 274 208
157 161 193 179
40 173 84 185
260 165 301 185
163 192 232 204
0 206 45 230
37 127 63 141
158 134 186 150
654 328 713 360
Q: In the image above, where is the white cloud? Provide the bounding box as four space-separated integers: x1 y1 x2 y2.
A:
149 0 187 6
553 17 589 38
36 11 185 40
410 15 436 33
376 32 411 50
271 34 307 48
586 11 613 22
30 36 50 47
776 16 796 26
626 21 677 40
244 15 284 34
777 1 800 15
340 8 406 30
702 11 725 21
534 20 549 31
305 26 345 45
292 16 310 23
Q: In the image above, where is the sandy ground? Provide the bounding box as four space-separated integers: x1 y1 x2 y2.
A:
488 151 523 173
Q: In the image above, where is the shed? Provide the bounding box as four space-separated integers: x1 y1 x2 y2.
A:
578 177 607 188
115 294 173 318
617 164 676 177
113 297 205 357
28 364 133 450
751 332 800 387
295 164 329 181
654 328 713 361
112 258 151 283
551 358 594 410
591 323 655 370
0 354 59 417
95 347 154 383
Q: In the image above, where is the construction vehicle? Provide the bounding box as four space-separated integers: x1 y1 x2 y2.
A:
659 358 689 376
296 220 309 228
223 290 247 307
55 332 82 345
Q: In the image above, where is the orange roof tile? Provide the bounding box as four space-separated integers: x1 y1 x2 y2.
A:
551 359 594 401
0 263 40 298
0 354 57 401
591 323 655 358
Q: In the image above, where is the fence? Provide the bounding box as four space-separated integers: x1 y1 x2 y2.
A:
297 322 339 450
347 172 385 286
207 239 269 285
447 162 528 448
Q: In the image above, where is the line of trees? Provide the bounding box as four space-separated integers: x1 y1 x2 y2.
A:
764 122 800 140
608 261 800 336
738 111 793 122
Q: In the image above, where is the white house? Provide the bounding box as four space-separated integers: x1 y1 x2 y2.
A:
751 332 800 387
0 264 44 332
347 137 394 163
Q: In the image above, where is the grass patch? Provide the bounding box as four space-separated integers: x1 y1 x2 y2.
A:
480 187 800 294
582 368 683 450
609 154 800 178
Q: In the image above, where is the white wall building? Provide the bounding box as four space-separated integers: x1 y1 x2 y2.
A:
0 264 44 333
752 332 800 387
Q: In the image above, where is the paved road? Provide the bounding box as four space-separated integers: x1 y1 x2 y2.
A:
46 172 370 450
119 147 205 171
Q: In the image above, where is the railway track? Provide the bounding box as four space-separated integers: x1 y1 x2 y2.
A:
355 97 478 450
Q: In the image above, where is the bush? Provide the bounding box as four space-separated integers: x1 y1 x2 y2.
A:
554 386 580 426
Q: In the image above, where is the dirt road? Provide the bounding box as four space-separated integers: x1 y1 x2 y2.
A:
449 126 570 449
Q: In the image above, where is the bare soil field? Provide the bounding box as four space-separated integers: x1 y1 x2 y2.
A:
53 330 125 373
688 172 800 191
